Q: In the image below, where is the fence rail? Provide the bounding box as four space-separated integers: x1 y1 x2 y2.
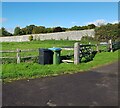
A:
74 40 120 64
1 48 38 63
0 55 38 59
0 49 38 53
0 50 17 53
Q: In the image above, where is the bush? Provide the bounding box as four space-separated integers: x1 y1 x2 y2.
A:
53 27 63 32
81 36 95 42
95 23 119 41
29 35 33 41
1 58 17 64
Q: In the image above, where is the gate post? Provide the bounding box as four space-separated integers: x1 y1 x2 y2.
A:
17 49 21 63
96 44 99 52
74 42 80 65
108 39 113 52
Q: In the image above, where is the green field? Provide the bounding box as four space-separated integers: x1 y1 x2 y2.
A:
1 40 98 59
2 40 98 50
2 40 78 50
1 40 119 82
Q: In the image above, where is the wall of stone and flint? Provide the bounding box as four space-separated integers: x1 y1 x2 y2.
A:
0 29 95 42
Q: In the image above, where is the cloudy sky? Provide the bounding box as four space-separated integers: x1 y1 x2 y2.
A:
1 2 118 33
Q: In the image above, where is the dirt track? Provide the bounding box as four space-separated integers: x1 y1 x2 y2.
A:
2 61 119 106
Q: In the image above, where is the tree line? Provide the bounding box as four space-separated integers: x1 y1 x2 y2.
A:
0 23 119 41
0 24 96 36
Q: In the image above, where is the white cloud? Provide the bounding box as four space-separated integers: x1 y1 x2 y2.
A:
0 18 7 23
87 19 106 26
110 20 118 24
87 19 119 27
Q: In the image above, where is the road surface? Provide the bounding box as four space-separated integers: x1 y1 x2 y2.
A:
2 61 119 107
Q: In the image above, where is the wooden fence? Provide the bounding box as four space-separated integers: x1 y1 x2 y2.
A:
1 49 38 63
1 39 120 64
74 40 120 64
74 43 96 64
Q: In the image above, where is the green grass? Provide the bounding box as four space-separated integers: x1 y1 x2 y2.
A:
1 40 99 58
1 40 76 50
1 40 119 82
1 40 96 58
1 40 76 58
1 40 98 50
1 50 119 82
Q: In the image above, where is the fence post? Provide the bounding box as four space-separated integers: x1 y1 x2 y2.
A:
17 49 21 63
74 42 80 65
108 39 113 52
96 44 99 52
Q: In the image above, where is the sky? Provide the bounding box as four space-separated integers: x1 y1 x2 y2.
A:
1 2 118 33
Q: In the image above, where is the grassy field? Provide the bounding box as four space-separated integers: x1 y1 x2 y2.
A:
1 40 119 82
2 40 78 50
2 40 98 50
1 49 119 82
1 40 104 58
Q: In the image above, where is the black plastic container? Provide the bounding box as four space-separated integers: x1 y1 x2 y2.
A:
38 48 53 65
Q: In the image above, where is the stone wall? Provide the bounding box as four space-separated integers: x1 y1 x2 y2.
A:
0 29 95 42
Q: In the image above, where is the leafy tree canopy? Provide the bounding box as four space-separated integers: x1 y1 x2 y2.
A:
0 27 13 37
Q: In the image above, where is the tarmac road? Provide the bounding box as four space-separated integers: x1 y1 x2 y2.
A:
2 61 119 107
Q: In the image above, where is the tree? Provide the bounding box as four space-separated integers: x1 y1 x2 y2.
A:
26 25 36 34
95 23 119 41
62 27 68 32
53 27 63 32
70 26 83 30
14 27 21 36
32 26 46 34
20 28 26 35
81 26 88 30
0 27 13 36
46 28 53 33
87 24 96 29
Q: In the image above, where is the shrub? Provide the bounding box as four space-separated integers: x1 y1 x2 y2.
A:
53 27 63 32
95 23 119 41
81 35 94 42
1 58 17 64
29 35 33 41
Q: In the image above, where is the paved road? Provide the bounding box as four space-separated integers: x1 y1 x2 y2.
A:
2 61 119 107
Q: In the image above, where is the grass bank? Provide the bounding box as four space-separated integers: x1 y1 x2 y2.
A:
2 50 119 82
